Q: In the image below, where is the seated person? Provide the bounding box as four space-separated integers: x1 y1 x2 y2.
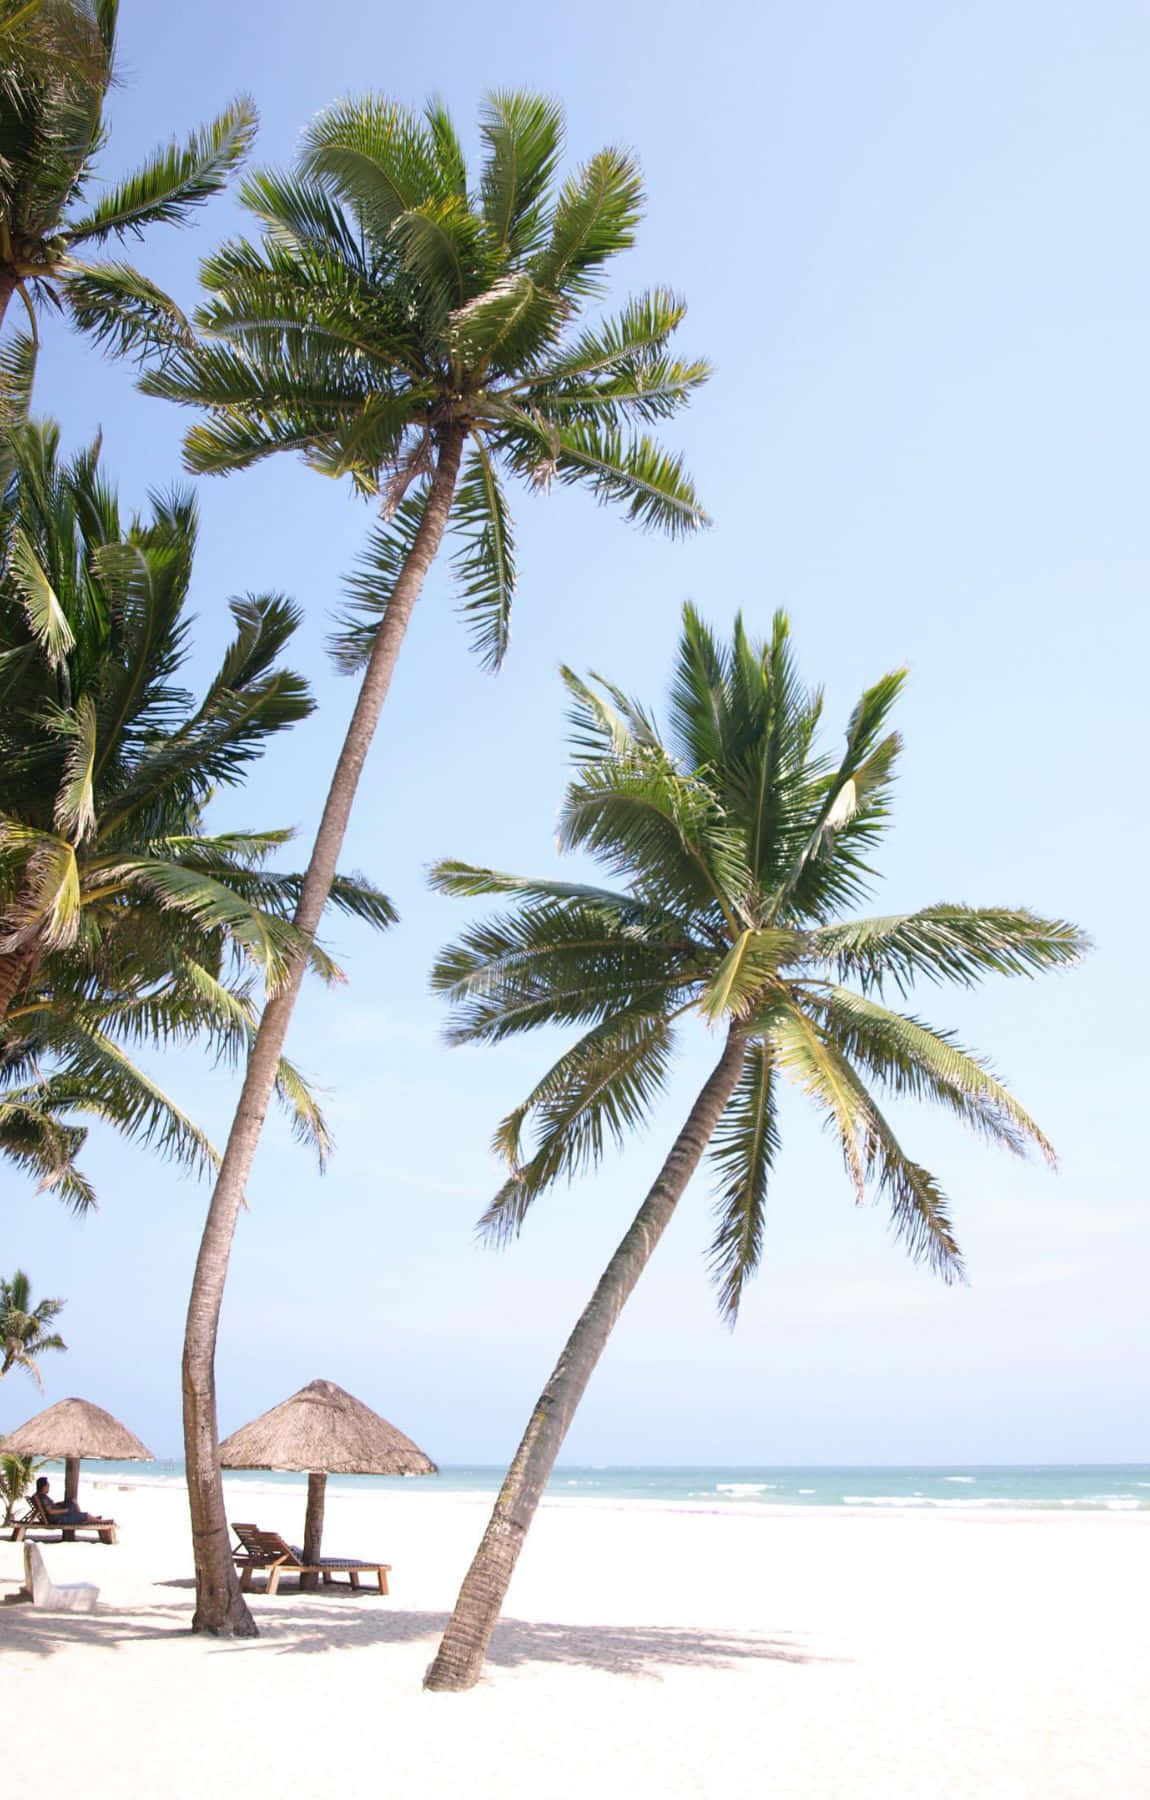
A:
35 1475 93 1527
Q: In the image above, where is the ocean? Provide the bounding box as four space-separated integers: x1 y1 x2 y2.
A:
69 1461 1150 1512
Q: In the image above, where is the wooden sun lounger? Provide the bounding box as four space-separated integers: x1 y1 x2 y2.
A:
230 1523 390 1596
9 1494 118 1546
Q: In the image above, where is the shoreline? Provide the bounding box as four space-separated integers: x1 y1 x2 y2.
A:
74 1466 1150 1520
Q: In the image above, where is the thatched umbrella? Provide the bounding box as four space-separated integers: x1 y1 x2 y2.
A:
219 1378 436 1586
1 1396 154 1540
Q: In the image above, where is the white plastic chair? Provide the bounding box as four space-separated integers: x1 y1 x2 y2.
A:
23 1541 99 1612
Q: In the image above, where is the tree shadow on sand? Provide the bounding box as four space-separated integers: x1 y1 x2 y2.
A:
0 1578 827 1677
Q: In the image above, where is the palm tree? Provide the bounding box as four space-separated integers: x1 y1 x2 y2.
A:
422 606 1087 1689
0 410 394 1204
0 0 254 352
0 1452 40 1524
140 88 710 1634
0 1269 65 1385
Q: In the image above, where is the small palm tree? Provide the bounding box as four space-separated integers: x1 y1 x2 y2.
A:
0 1269 65 1386
0 411 393 1203
141 88 709 1634
0 1452 41 1525
423 607 1087 1689
0 0 254 351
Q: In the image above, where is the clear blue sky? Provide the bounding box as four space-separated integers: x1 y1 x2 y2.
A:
4 0 1147 1465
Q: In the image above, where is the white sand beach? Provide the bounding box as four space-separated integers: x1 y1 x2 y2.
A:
1 1480 1147 1798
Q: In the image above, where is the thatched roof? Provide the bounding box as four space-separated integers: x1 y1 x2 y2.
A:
218 1379 437 1477
1 1397 154 1461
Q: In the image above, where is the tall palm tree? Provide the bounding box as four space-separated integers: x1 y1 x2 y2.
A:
140 89 710 1634
422 606 1087 1689
0 411 394 1204
0 0 254 351
0 1269 65 1386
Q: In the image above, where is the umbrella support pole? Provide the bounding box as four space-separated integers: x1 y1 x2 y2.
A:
62 1456 80 1544
301 1472 326 1592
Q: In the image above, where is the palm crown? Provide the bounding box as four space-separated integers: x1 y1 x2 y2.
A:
0 1268 65 1386
141 90 710 670
0 406 393 1205
432 607 1087 1316
0 0 254 354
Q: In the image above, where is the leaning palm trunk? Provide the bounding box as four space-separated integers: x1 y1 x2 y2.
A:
424 1025 748 1691
182 423 465 1635
0 941 39 1023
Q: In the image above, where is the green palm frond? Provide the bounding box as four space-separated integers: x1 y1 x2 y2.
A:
531 288 689 384
273 1053 333 1165
479 91 563 255
532 147 644 299
64 98 258 244
429 894 695 1044
50 692 98 840
807 986 1054 1162
429 858 651 919
708 1043 780 1321
479 1010 675 1242
697 928 794 1021
559 753 747 927
388 195 494 326
54 1022 219 1177
96 857 303 989
447 275 564 376
0 1093 94 1212
0 827 80 950
299 95 451 237
808 905 1089 996
451 444 516 671
560 665 663 762
771 1005 964 1278
769 1003 869 1198
329 494 429 673
6 524 74 664
236 168 363 261
62 261 192 359
523 419 709 537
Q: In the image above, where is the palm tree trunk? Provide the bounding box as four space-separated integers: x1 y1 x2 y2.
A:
0 270 18 332
423 1024 749 1693
182 421 467 1636
0 940 40 1023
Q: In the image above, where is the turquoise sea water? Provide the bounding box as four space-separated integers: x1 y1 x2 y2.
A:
70 1461 1150 1512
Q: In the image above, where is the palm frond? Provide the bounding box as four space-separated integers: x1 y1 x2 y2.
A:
808 906 1089 996
64 98 257 243
809 985 1055 1162
708 1043 780 1320
479 1010 675 1243
63 261 192 359
0 1092 94 1213
6 524 74 664
300 96 448 239
329 492 429 673
697 927 794 1021
533 147 644 299
479 91 563 255
771 1005 964 1279
450 443 516 671
560 665 663 762
546 420 708 537
50 692 97 841
430 895 696 1044
559 754 748 927
54 1022 219 1178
